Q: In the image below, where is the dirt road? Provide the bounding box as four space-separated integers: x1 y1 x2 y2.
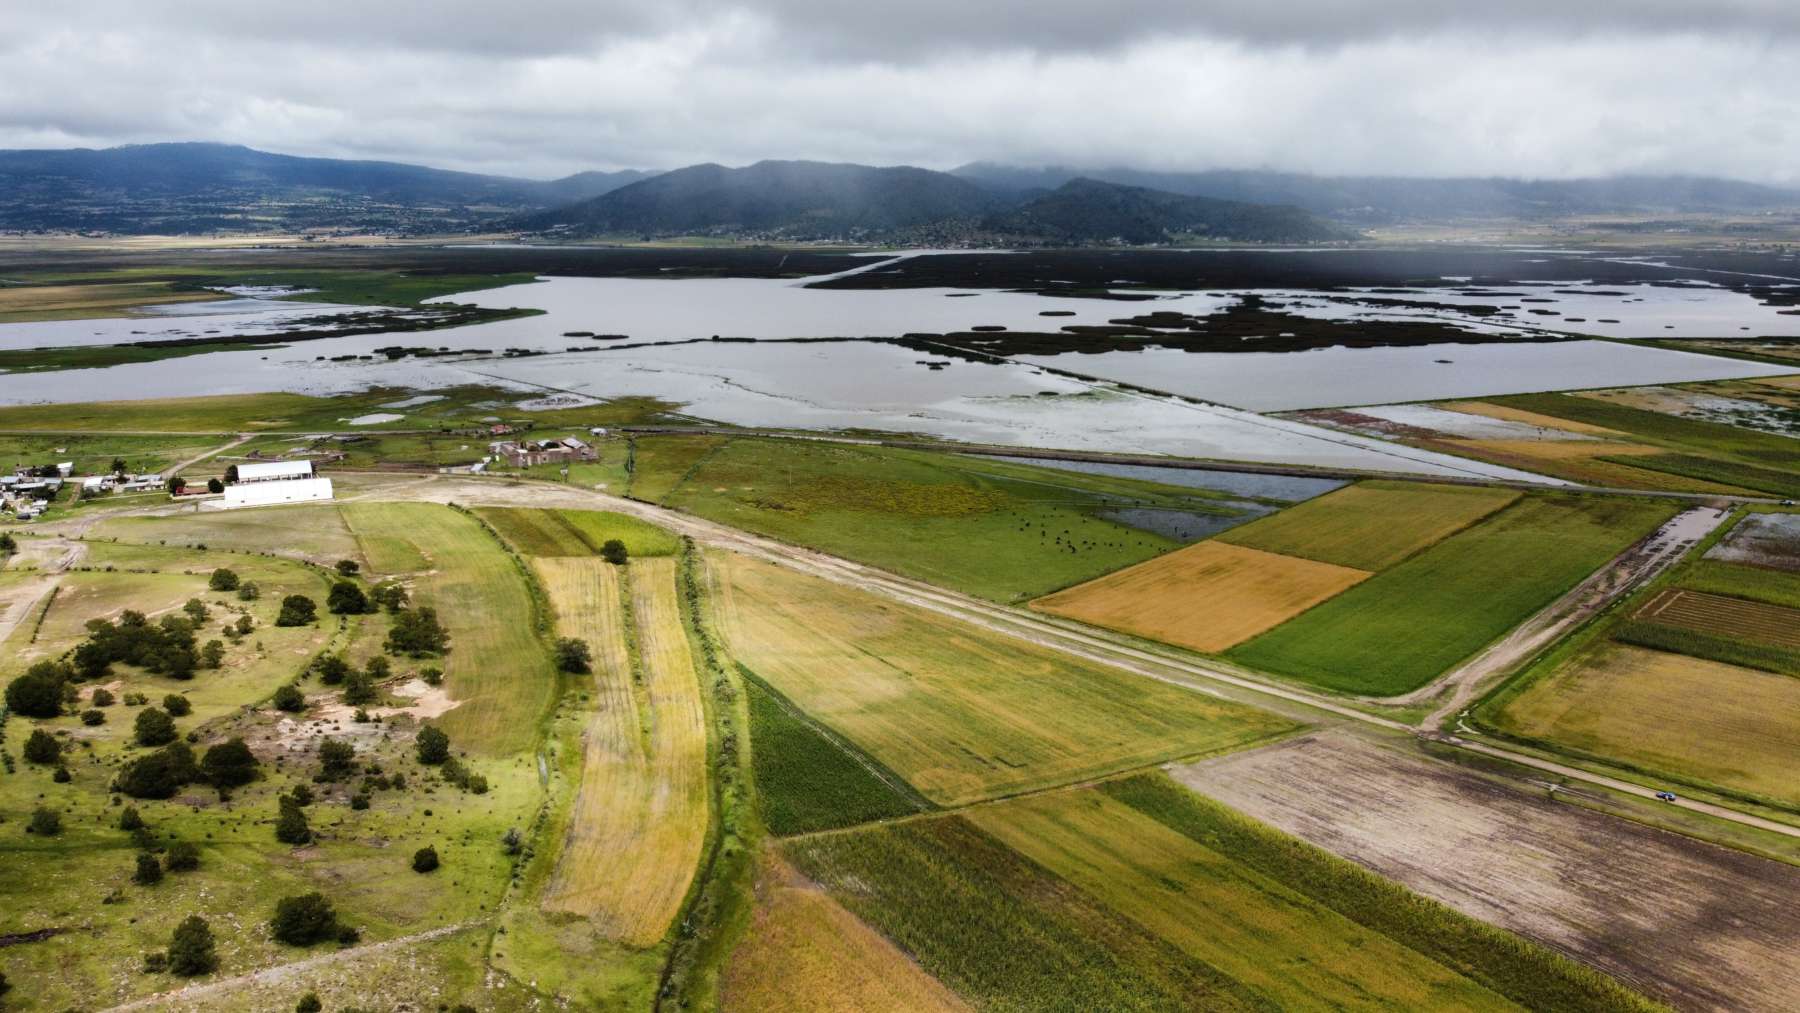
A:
335 472 1800 843
1402 505 1735 726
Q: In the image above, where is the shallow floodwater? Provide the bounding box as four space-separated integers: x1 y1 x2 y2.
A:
971 454 1347 501
0 252 1794 480
1021 340 1795 412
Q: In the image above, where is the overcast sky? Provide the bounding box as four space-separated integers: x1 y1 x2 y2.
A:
4 1 1798 182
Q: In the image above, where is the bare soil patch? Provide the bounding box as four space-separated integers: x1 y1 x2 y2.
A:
1173 730 1800 1012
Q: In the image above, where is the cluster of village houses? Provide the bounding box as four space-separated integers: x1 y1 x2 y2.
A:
5 428 611 522
2 456 333 521
2 461 165 521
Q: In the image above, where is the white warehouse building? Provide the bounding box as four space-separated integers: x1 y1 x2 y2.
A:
205 459 334 510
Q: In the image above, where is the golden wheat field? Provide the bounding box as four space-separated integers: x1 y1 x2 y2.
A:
536 556 710 945
1031 541 1371 654
1494 642 1800 804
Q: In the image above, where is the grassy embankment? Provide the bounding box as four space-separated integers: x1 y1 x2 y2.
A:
629 434 1272 602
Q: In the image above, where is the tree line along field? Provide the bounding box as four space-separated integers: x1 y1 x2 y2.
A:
0 514 544 1009
1475 508 1800 810
626 434 1279 602
707 551 1298 806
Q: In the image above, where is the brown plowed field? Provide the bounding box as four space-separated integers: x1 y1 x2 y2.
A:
1173 731 1800 1012
1638 588 1800 649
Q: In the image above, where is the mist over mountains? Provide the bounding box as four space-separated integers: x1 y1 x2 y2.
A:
3 142 1796 241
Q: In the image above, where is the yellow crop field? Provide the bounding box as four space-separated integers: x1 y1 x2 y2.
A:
710 552 1296 806
341 502 556 754
969 790 1515 1011
1031 541 1371 654
722 856 969 1013
1493 643 1800 805
1218 481 1520 571
537 557 709 945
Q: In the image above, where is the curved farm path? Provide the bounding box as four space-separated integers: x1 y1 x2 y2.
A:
100 921 481 1012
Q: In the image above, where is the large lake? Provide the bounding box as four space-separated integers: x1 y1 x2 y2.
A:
0 253 1793 478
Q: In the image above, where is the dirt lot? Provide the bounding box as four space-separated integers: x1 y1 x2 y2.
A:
1173 730 1800 1012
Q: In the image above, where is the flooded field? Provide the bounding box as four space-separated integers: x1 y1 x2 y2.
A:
1021 339 1791 412
0 248 1795 477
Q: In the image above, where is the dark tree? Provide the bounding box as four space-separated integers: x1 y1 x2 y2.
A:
165 841 201 872
134 851 164 885
200 639 225 669
385 607 449 656
225 464 239 484
342 671 377 706
270 893 340 946
23 728 62 765
202 738 260 788
0 532 14 556
167 476 186 494
5 666 64 717
600 538 628 565
119 806 145 831
554 637 592 674
81 708 105 726
206 477 224 494
317 738 356 781
28 806 62 836
314 654 350 685
276 595 317 627
272 684 306 713
415 725 451 765
275 798 312 845
91 686 115 706
208 567 240 591
411 846 440 873
326 581 369 616
237 582 261 601
296 994 323 1013
163 694 192 717
134 707 179 747
115 743 200 799
168 915 219 976
334 559 360 577
371 581 409 612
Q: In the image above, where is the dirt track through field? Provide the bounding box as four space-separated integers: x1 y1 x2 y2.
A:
329 474 1800 840
1174 731 1800 1012
1408 505 1733 724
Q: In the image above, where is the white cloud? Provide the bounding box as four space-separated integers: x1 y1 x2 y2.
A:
1 4 1796 183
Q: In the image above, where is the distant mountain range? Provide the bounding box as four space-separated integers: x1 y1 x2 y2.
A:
2 142 1795 240
954 163 1800 224
0 142 650 233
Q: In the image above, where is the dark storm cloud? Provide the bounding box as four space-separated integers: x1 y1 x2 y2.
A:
2 2 1797 183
